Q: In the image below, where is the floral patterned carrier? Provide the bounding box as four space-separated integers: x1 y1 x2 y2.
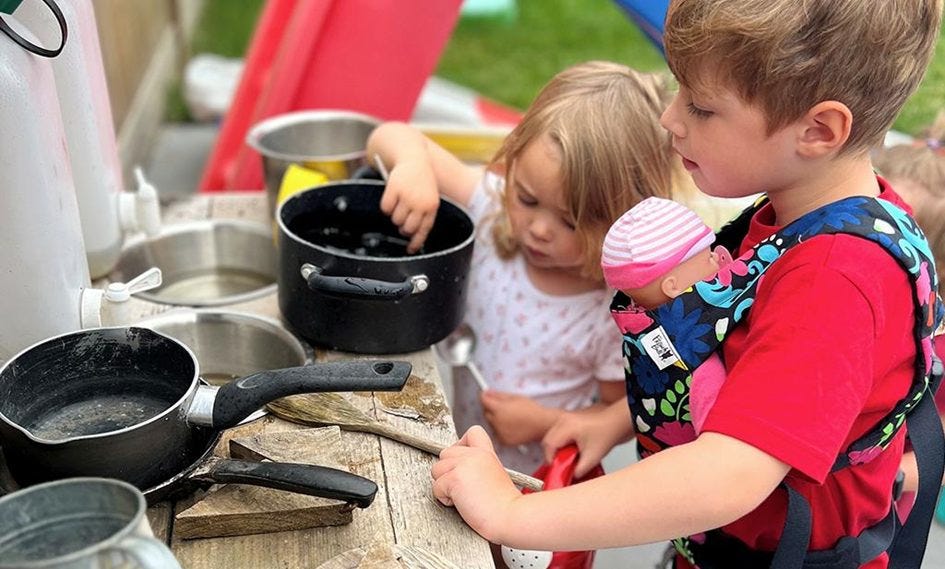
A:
613 196 945 569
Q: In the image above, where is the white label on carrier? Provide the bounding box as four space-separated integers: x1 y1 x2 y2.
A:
642 327 681 370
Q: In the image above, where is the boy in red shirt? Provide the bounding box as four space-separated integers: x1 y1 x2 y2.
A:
430 1 943 568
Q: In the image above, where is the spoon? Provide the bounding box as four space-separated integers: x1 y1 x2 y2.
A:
434 324 531 456
434 323 490 391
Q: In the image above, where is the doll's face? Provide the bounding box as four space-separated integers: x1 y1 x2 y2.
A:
623 248 721 309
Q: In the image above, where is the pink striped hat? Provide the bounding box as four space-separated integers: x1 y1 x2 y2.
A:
601 197 714 291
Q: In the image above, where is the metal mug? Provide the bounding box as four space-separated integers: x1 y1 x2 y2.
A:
0 477 180 569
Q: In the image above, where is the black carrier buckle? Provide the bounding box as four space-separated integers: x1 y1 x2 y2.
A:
893 469 906 501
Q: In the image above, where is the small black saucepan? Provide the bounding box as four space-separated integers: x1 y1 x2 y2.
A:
0 327 409 506
277 179 475 354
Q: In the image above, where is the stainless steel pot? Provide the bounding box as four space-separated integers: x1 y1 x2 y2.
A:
138 309 312 423
109 220 276 306
246 109 381 218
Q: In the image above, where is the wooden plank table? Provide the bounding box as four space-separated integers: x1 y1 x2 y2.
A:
104 193 494 568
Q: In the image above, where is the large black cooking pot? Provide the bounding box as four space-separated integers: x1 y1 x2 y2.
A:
277 180 474 354
0 327 409 502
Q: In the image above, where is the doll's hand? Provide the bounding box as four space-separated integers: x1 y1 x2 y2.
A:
481 390 556 446
543 399 633 477
432 426 523 541
379 159 440 253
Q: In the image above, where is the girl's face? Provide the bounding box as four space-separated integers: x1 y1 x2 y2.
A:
660 82 800 199
507 134 586 273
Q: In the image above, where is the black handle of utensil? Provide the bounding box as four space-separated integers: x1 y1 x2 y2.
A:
194 457 377 509
304 269 415 300
212 361 411 429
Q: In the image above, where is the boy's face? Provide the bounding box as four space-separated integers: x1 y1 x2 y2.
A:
660 80 801 199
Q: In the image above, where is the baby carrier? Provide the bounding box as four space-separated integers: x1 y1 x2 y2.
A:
614 196 945 569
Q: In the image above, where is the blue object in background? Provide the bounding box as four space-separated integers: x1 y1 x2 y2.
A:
613 0 670 55
936 488 945 525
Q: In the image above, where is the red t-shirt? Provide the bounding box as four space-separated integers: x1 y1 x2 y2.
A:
689 180 916 568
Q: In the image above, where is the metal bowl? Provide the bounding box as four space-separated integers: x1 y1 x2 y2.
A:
110 220 277 306
246 109 381 217
137 309 312 423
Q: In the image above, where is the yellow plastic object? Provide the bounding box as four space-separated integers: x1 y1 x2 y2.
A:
418 124 512 164
277 163 330 207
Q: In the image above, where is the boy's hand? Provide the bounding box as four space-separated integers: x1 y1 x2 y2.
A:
431 426 522 542
481 390 557 446
379 159 440 253
543 398 633 477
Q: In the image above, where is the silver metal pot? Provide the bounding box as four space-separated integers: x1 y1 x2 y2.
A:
109 220 276 306
138 309 312 422
246 109 381 217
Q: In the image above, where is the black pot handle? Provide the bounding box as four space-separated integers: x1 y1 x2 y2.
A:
301 263 428 301
206 360 411 429
192 457 377 509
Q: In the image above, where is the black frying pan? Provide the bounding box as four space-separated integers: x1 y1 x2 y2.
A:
141 418 375 507
0 327 408 501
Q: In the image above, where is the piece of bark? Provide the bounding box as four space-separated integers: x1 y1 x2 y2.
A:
174 427 354 539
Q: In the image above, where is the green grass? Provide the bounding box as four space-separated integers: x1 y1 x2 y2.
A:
165 0 265 121
436 0 666 110
172 0 944 135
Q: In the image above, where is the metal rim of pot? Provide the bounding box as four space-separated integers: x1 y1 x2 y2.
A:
275 180 475 263
0 328 201 446
134 308 315 424
246 109 381 164
112 219 279 307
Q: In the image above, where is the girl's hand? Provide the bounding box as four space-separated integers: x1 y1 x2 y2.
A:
543 398 633 477
481 390 558 446
379 159 441 253
432 426 522 542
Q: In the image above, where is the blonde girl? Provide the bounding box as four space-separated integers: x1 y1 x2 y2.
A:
367 60 680 473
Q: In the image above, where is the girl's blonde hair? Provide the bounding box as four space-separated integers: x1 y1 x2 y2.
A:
873 112 945 293
488 61 679 281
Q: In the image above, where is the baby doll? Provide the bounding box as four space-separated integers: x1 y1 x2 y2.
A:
601 197 734 434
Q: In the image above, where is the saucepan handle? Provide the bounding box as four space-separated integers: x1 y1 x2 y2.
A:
301 263 429 300
206 360 411 429
193 457 377 509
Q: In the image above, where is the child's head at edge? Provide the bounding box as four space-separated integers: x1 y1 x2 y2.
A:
874 115 945 295
663 0 942 157
487 61 681 282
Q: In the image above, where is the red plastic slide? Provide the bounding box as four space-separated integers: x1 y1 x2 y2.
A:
199 0 464 192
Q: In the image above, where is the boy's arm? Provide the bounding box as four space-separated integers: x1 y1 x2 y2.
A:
433 428 790 550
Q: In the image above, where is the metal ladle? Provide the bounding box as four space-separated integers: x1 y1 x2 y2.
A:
434 323 489 391
434 324 529 456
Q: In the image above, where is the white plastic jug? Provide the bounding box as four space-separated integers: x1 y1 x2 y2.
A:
14 0 126 278
0 1 89 362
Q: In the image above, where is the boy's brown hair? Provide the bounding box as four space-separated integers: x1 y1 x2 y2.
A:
489 61 680 281
664 0 943 154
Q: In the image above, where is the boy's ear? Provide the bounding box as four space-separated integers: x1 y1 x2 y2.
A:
796 101 853 158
